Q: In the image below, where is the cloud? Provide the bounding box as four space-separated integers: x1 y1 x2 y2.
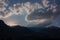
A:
0 0 59 26
25 9 53 25
42 0 50 8
0 0 57 17
0 0 13 18
0 1 42 18
9 2 42 15
25 0 57 23
0 0 8 11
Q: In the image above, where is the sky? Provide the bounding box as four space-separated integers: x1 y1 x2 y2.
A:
0 0 60 27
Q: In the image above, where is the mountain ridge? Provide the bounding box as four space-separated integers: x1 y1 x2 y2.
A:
0 20 60 39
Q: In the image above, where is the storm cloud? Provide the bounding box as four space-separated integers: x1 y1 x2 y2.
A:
0 0 60 27
25 0 58 23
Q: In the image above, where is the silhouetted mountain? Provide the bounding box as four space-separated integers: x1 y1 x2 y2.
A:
28 23 51 32
0 20 34 40
0 20 60 40
0 20 8 27
0 20 12 32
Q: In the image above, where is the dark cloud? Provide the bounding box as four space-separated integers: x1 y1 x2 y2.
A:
0 0 58 19
27 9 53 20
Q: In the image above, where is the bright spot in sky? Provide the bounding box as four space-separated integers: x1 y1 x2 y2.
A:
5 20 19 26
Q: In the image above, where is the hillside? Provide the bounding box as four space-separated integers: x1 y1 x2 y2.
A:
0 20 60 40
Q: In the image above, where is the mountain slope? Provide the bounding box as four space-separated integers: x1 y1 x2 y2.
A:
0 20 60 39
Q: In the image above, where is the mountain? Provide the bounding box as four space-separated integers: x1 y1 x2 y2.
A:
0 20 33 40
0 20 60 40
28 22 51 32
0 20 8 27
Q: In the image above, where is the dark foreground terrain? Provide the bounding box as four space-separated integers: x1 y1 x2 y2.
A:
0 20 60 40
